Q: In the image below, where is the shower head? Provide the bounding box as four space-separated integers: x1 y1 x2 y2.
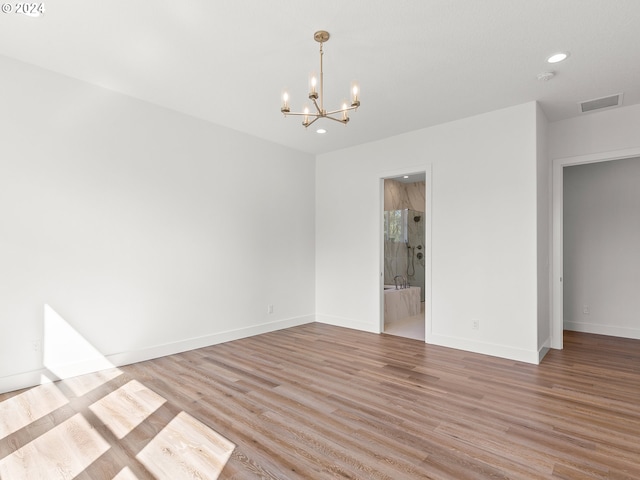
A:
414 216 421 222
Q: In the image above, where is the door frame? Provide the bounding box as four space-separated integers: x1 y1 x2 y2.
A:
551 147 640 349
379 165 432 340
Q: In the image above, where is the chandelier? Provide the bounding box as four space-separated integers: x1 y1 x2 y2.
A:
280 31 360 128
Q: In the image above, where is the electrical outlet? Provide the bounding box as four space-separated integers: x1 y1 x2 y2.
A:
267 304 274 314
583 305 590 315
472 319 479 330
32 340 42 352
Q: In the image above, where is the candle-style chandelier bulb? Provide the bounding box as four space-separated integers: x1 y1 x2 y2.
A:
281 91 290 113
280 31 360 128
351 83 360 107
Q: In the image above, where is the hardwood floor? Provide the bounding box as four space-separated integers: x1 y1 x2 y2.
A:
1 325 639 479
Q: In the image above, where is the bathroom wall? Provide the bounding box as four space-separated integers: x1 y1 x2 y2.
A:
384 180 426 211
0 56 316 393
406 212 426 301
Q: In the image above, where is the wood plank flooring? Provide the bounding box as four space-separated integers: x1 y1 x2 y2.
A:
1 325 639 479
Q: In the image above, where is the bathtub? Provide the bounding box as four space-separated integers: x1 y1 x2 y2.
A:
383 285 421 324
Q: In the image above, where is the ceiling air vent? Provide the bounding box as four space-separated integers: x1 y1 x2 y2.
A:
579 93 623 113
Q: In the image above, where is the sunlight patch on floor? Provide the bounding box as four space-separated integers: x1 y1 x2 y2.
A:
0 382 69 440
90 379 166 439
0 305 235 479
0 413 110 479
137 411 235 480
61 367 123 398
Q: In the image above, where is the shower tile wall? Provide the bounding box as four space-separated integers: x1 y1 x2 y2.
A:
405 182 426 212
384 180 405 211
406 211 426 301
385 179 425 211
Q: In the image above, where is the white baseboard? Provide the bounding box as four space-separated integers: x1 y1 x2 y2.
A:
108 314 315 367
0 314 315 395
538 337 551 363
426 333 540 364
315 313 380 334
564 321 640 340
317 314 541 364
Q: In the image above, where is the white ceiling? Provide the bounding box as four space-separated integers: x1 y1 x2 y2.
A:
2 1 639 155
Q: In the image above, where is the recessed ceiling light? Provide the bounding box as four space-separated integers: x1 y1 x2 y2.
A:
547 52 569 64
403 175 409 179
316 128 327 134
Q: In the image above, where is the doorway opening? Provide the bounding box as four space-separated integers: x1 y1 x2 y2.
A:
552 147 640 349
381 172 428 341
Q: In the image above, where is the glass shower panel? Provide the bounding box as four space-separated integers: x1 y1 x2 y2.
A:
383 209 426 302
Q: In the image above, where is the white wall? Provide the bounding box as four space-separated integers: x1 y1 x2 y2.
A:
0 56 316 393
550 103 640 159
316 102 544 363
549 103 640 345
563 157 640 339
536 104 551 355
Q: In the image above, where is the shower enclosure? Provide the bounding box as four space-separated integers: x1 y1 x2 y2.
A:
384 208 426 301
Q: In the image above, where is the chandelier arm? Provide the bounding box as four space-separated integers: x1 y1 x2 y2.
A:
311 97 324 116
305 116 322 128
324 115 348 125
284 111 320 117
324 105 359 116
